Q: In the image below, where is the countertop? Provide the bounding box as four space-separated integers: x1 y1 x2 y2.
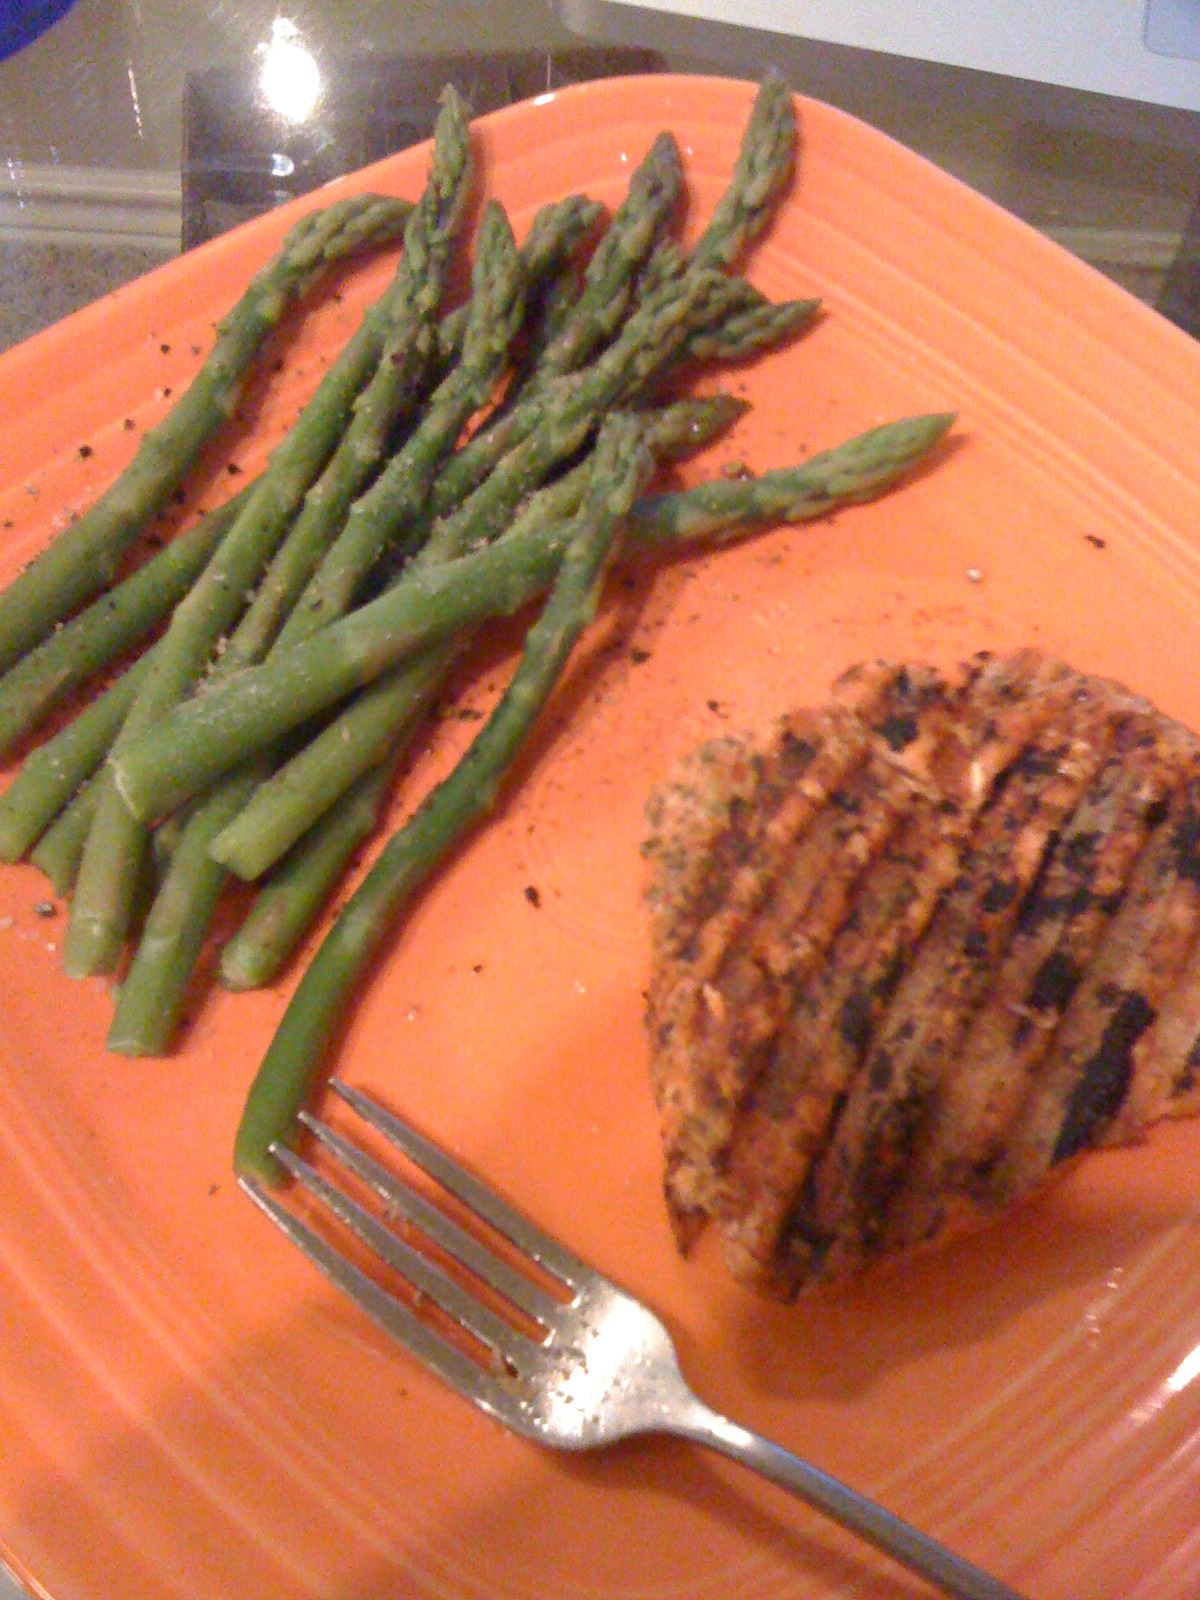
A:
2 0 1200 353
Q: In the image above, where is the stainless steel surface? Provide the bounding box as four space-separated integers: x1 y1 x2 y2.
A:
240 1080 1030 1600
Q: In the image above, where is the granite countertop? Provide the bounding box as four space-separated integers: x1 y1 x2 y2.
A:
2 0 1200 354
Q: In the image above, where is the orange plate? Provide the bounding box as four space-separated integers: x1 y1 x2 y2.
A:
2 74 1200 1600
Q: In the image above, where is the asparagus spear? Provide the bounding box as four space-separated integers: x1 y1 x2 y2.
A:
422 261 742 560
433 193 602 370
99 94 476 1036
0 193 413 676
534 131 682 381
421 137 682 524
27 775 101 895
214 645 455 885
625 412 956 539
280 198 525 641
105 767 262 1055
113 391 752 826
675 293 820 367
0 485 252 758
61 95 474 979
0 652 149 862
105 200 527 1051
688 71 798 272
209 397 749 885
234 412 654 1184
223 88 474 665
115 410 953 825
218 756 398 991
209 406 947 881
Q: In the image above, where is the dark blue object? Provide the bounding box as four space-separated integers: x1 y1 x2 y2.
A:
0 0 79 62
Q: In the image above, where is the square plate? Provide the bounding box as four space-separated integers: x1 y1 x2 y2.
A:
2 74 1200 1600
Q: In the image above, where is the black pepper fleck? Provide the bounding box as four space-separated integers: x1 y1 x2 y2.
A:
981 878 1019 913
1085 535 1107 549
524 885 542 908
877 712 918 751
77 443 94 460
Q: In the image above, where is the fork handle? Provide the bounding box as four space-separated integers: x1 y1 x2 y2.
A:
671 1401 1028 1600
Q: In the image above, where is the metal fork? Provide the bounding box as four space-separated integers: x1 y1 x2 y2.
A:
240 1080 1028 1600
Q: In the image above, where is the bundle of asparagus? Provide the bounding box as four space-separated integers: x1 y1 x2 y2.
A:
0 78 955 1186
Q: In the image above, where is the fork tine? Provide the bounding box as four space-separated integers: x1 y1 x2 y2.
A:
238 1172 490 1401
297 1110 563 1329
270 1143 543 1372
332 1081 590 1290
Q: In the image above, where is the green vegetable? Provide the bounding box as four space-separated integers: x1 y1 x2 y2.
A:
217 756 399 991
421 134 682 523
105 767 262 1055
0 193 413 676
212 400 696 890
94 89 475 1025
0 485 251 758
223 87 473 666
534 130 682 380
0 652 149 863
27 775 101 895
234 412 654 1184
281 198 525 638
433 193 602 371
61 94 473 979
112 411 954 826
689 71 797 272
675 294 820 367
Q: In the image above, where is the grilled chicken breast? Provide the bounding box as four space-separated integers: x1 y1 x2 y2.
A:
642 651 1200 1297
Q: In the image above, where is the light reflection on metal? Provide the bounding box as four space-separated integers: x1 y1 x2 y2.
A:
259 18 321 124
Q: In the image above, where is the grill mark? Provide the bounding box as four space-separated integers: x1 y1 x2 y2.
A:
715 656 1084 1291
661 750 912 1222
1053 991 1157 1160
650 663 976 1237
658 662 995 1229
716 807 963 1290
1112 936 1200 1135
883 729 1175 1253
795 692 1120 1280
643 651 1200 1292
994 760 1200 1202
